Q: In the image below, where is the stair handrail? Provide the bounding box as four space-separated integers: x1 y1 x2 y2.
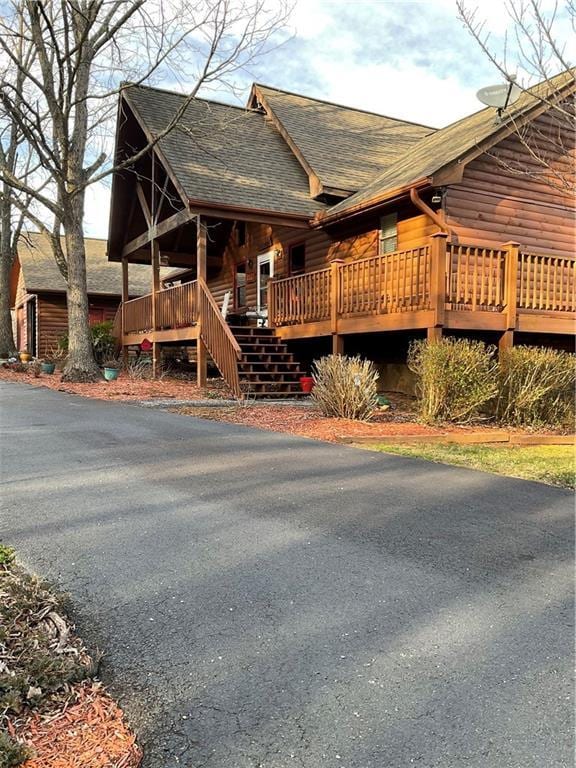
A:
197 277 242 398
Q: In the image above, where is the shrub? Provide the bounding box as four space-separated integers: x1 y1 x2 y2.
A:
0 731 31 768
497 346 576 428
408 338 498 424
311 354 379 421
58 320 116 364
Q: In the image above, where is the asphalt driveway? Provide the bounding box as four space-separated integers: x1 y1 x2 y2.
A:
1 381 573 768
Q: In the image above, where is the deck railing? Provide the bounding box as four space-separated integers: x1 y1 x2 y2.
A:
156 281 198 329
271 268 332 325
338 245 431 316
123 293 153 334
197 277 242 398
447 243 506 311
269 238 575 331
518 252 576 312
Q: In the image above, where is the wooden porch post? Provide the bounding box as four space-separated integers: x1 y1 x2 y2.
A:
499 241 520 355
330 259 344 355
151 240 160 377
428 232 448 342
121 257 129 366
196 215 207 388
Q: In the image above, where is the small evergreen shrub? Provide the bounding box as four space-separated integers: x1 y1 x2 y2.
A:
312 354 379 421
58 320 115 364
408 338 498 424
497 346 576 428
0 731 31 768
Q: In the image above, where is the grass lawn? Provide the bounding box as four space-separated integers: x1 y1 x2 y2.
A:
362 443 575 489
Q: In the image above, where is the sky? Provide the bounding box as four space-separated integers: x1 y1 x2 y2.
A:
83 0 574 237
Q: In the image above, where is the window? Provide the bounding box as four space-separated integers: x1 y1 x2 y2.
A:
236 221 247 247
289 243 306 275
235 263 246 308
379 213 398 254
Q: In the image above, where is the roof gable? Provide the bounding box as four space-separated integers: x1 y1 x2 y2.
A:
123 85 325 219
321 70 576 222
250 84 435 197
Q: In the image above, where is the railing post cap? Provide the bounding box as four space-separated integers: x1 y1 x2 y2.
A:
502 241 521 247
431 231 449 238
330 258 345 264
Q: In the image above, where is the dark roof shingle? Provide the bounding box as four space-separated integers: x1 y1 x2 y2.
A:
253 84 435 193
18 232 161 296
322 70 575 220
124 86 324 218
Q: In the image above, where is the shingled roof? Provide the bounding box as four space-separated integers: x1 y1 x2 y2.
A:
251 84 435 194
18 232 162 296
320 70 576 222
124 85 324 218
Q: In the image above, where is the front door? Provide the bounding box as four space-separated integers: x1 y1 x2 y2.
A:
256 252 274 323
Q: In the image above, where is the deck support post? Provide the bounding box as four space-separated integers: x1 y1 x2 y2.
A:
121 257 129 365
151 240 160 377
427 326 443 343
196 215 207 388
500 241 520 356
330 259 344 355
332 334 344 355
429 232 448 342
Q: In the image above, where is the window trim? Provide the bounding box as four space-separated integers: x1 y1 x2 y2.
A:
378 212 398 255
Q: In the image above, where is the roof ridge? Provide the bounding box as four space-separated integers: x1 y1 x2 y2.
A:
22 229 108 244
122 82 255 114
253 83 437 130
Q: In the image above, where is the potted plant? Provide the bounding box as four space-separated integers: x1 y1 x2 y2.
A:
299 375 314 393
19 349 32 363
41 356 56 374
102 358 121 381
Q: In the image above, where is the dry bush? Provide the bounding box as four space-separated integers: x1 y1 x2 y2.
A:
497 346 576 428
408 338 498 424
311 355 379 421
122 357 159 380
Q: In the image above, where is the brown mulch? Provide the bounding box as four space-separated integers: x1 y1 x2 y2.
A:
0 367 231 401
12 682 142 768
175 403 511 442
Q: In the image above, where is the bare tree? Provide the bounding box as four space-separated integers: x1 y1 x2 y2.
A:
457 0 575 194
0 0 290 380
0 12 39 354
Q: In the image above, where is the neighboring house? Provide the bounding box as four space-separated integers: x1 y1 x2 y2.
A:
107 72 575 397
10 232 158 357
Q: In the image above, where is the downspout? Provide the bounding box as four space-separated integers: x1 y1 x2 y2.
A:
409 187 452 237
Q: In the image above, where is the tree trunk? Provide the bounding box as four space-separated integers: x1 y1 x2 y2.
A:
0 191 16 353
61 201 102 382
0 243 15 354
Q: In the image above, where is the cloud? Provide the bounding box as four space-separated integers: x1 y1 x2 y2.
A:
85 0 574 238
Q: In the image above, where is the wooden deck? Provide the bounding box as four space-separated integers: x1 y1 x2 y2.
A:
115 236 574 394
269 236 575 342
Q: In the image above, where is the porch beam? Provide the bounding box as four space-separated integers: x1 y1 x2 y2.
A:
121 206 197 257
136 181 152 228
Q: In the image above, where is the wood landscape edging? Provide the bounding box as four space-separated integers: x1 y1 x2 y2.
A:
338 432 575 446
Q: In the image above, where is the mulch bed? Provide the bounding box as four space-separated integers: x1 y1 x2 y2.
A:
0 367 232 401
11 682 141 768
1 558 141 768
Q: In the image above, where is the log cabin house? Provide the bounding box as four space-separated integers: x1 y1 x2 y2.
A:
10 232 157 357
107 71 575 398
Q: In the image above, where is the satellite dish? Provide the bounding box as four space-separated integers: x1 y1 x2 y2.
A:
476 81 521 109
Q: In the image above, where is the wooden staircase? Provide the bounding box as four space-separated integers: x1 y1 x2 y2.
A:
230 326 307 399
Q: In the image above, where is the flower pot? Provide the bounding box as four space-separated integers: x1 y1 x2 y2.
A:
299 376 314 393
19 352 32 362
103 367 119 381
41 362 56 375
